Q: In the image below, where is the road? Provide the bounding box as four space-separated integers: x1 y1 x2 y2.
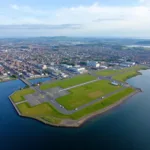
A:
16 71 130 115
75 87 126 113
89 70 130 87
19 78 32 86
16 100 27 105
45 87 126 115
59 79 99 92
26 83 127 115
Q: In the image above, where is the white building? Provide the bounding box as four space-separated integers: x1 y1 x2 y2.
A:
69 67 86 74
119 62 136 67
42 65 47 70
100 65 108 69
125 62 136 66
87 61 100 68
119 63 130 67
37 64 47 70
61 73 68 78
61 64 72 69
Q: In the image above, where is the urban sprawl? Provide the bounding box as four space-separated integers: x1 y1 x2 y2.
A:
0 38 149 82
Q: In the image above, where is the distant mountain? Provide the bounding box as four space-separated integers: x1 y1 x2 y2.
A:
136 41 150 45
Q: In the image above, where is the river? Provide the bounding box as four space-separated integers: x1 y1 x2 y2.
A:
29 77 51 84
0 70 150 150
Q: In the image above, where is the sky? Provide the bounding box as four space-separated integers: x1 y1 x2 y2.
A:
0 0 150 38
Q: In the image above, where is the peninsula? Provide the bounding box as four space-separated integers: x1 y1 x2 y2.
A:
9 65 148 127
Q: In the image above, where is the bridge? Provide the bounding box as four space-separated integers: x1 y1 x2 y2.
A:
19 78 32 87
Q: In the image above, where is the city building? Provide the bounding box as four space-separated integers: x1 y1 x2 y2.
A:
87 61 100 68
60 73 68 78
37 64 47 70
100 65 108 69
125 62 136 66
61 64 72 69
69 67 86 74
119 63 130 67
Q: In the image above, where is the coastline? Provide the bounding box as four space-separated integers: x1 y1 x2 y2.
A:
69 88 141 127
0 78 16 83
9 92 21 116
8 68 148 128
8 88 141 128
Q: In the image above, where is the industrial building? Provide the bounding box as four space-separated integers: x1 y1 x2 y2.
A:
69 67 86 74
119 62 136 67
87 61 100 68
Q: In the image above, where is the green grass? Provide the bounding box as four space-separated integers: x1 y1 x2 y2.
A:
112 65 148 81
96 69 118 76
16 87 135 124
71 87 135 119
96 65 148 79
113 71 140 82
56 80 121 110
17 102 68 118
40 74 96 90
121 65 148 71
12 66 143 125
11 88 35 103
95 65 148 82
41 116 61 124
17 102 70 124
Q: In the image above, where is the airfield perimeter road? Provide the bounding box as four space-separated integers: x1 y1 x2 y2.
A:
59 79 99 92
15 100 27 105
15 76 128 115
35 86 126 115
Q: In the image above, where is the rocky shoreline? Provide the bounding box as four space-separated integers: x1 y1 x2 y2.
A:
9 88 141 128
59 88 141 127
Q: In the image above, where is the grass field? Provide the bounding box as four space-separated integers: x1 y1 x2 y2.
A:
71 87 135 119
11 65 145 125
112 65 148 81
96 69 118 76
17 102 70 124
41 116 61 124
121 65 148 72
11 88 35 103
113 71 140 81
16 87 135 124
40 74 96 90
17 102 70 123
96 65 148 82
56 80 121 110
17 102 66 117
96 65 148 77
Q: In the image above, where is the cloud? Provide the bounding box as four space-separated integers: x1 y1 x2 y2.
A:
0 24 82 30
139 0 150 5
8 3 150 24
139 0 145 3
0 2 150 37
93 18 125 22
10 4 48 15
10 4 19 10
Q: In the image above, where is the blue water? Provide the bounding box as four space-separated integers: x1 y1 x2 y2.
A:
29 77 51 84
0 70 150 150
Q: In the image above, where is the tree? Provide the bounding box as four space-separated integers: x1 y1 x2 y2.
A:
11 75 17 78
